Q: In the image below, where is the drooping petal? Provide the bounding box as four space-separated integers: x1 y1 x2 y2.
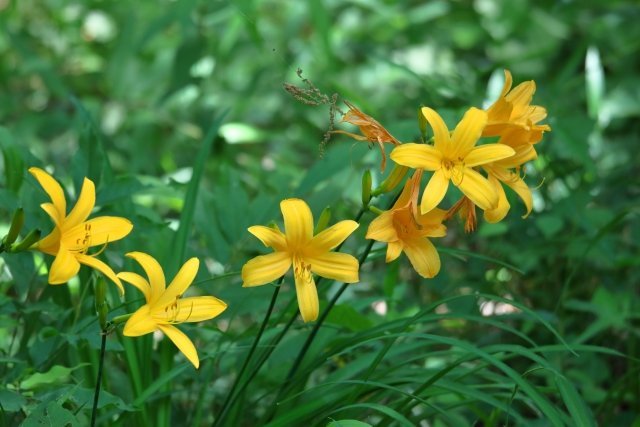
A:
76 253 125 295
498 69 513 99
117 272 151 301
451 107 488 159
464 144 515 167
309 220 358 253
403 238 441 279
503 173 533 218
456 168 498 211
366 211 397 242
281 199 314 249
158 324 200 369
241 251 292 287
420 170 450 214
63 217 133 250
48 248 81 284
123 305 156 336
390 144 442 171
64 178 95 230
125 252 166 302
156 257 199 308
386 241 403 262
483 176 510 223
29 167 66 219
40 203 63 228
421 107 451 153
307 252 359 283
154 296 227 323
248 226 287 251
293 261 319 323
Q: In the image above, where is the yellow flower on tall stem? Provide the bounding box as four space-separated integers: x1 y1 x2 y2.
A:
483 70 551 144
118 252 227 369
29 167 132 292
241 198 359 322
390 107 515 214
366 170 447 278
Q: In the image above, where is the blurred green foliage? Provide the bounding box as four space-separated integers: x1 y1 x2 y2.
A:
1 0 639 425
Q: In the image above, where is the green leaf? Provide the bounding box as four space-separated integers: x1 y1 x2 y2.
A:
325 304 373 332
20 365 76 391
22 400 80 427
556 376 596 427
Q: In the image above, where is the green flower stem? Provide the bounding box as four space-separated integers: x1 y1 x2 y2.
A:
90 331 107 427
266 192 401 421
213 277 283 427
215 307 298 426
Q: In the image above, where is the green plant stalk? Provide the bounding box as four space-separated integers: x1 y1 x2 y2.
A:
91 332 107 427
213 278 283 427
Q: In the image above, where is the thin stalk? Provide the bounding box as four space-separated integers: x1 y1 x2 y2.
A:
213 279 283 427
90 332 107 427
221 309 298 424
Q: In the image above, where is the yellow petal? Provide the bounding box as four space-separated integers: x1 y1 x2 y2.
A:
241 251 292 287
64 178 95 230
456 167 498 211
281 199 313 249
248 226 287 251
158 324 200 369
507 81 536 116
483 176 510 223
403 238 440 279
390 143 442 171
464 144 515 167
76 253 125 295
307 252 359 283
420 170 449 214
125 252 166 302
156 257 199 308
123 305 156 336
309 220 358 253
63 217 133 250
29 167 66 219
386 241 403 262
48 248 80 284
35 228 61 255
421 107 451 153
499 70 514 98
451 107 487 159
154 296 227 323
117 272 151 301
504 174 533 218
366 211 397 243
294 262 319 323
40 203 63 228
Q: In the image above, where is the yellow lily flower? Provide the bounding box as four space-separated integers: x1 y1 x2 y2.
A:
483 143 538 223
241 198 359 322
29 167 133 292
483 70 551 144
390 107 515 214
118 252 227 369
366 171 446 278
333 101 401 171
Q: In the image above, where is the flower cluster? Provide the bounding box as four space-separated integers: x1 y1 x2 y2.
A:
339 70 550 277
26 168 226 368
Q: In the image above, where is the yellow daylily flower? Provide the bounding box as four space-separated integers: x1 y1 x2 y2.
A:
390 107 515 214
241 198 359 323
483 143 538 223
483 70 551 144
29 167 133 292
366 171 446 278
333 101 401 171
118 252 227 369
